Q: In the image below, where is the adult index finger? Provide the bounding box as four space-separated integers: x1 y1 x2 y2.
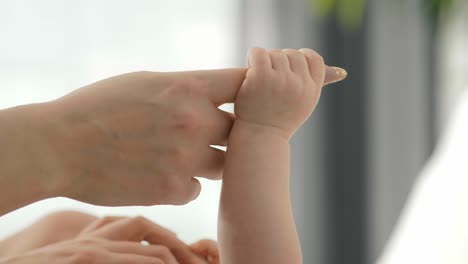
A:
89 216 205 264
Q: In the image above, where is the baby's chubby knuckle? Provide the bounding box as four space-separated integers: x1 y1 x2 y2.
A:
282 48 302 57
315 54 325 67
307 50 324 65
275 72 295 87
249 47 268 55
286 74 304 88
279 75 305 99
299 48 323 64
246 68 275 85
249 47 269 61
269 49 284 56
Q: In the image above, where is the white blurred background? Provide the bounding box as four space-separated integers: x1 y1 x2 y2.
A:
0 0 240 243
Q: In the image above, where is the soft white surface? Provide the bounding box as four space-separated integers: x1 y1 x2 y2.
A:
378 88 468 264
0 0 239 243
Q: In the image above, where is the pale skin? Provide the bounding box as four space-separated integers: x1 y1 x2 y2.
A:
218 48 339 264
0 48 346 263
0 211 219 264
0 69 247 214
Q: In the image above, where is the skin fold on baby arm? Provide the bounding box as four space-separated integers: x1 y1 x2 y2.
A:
218 48 347 264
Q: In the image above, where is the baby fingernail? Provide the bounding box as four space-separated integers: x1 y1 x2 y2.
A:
333 66 348 79
325 66 348 85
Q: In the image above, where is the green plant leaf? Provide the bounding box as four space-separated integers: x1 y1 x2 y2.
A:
309 0 457 32
310 0 336 17
421 0 455 26
337 0 366 30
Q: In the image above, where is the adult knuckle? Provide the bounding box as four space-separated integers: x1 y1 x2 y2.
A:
42 211 80 222
173 110 202 133
169 145 190 163
171 81 192 96
168 180 192 205
99 216 119 224
71 248 98 263
157 165 176 182
77 237 99 247
44 211 95 230
169 77 205 97
157 245 172 256
171 195 189 205
161 175 184 202
130 215 148 226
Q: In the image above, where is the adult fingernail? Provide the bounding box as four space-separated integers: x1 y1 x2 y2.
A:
324 66 348 85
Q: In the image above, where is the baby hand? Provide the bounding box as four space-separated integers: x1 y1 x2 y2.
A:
234 48 346 139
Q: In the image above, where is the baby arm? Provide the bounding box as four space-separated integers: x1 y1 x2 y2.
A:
218 48 346 264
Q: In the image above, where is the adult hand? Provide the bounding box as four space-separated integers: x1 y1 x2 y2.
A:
189 240 220 264
42 67 344 207
39 69 246 206
0 211 97 257
0 64 345 214
0 236 178 264
78 215 214 264
0 212 217 264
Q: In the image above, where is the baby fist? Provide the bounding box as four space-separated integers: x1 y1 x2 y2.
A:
234 48 345 139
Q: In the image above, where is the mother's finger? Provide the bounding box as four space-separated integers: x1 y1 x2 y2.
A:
86 217 177 244
195 146 225 180
80 216 127 234
190 240 219 263
190 240 219 256
89 217 204 264
105 242 178 264
182 68 247 106
108 253 166 264
206 109 235 146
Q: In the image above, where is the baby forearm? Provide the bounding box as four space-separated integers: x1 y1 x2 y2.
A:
218 120 301 264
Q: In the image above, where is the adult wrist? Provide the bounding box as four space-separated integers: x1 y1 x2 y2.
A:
2 103 68 200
